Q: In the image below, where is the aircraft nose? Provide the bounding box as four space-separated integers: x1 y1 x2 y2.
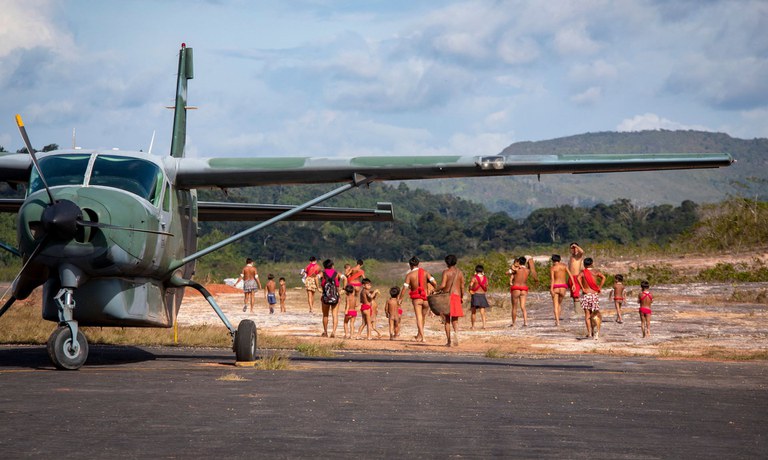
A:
41 199 82 241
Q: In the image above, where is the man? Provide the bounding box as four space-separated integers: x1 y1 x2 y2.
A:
567 242 586 315
397 256 436 342
303 256 321 314
509 256 531 327
237 258 262 313
438 254 464 347
549 254 571 326
577 257 606 339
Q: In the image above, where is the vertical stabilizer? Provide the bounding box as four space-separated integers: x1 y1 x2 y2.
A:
170 43 194 158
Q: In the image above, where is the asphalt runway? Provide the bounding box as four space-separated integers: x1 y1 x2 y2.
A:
0 345 765 459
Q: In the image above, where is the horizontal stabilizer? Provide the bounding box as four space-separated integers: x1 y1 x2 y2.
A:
198 201 394 222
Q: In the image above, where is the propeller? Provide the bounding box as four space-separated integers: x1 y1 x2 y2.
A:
0 235 48 320
16 115 54 204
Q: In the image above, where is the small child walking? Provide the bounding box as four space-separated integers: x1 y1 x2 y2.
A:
356 278 381 340
385 287 402 340
609 274 626 324
265 274 277 314
638 280 653 338
278 277 287 313
343 285 357 339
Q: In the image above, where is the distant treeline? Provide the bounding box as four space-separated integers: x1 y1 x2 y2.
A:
198 183 702 262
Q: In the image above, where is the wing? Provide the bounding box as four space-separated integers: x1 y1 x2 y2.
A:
173 153 734 189
0 154 32 185
198 201 393 222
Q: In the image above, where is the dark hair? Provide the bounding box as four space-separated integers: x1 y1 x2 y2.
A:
389 287 400 297
344 285 354 293
323 258 334 269
246 257 253 263
615 274 624 282
445 254 457 267
475 264 484 273
361 278 371 284
279 277 285 282
517 256 526 265
570 242 579 247
584 257 593 267
309 256 317 262
356 259 364 266
641 280 650 289
268 273 274 280
409 256 420 267
551 254 561 262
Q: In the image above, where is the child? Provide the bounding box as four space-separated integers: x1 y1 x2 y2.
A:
638 280 653 338
577 257 606 340
265 274 277 314
278 277 287 313
370 287 381 330
343 285 357 339
608 274 626 324
386 287 402 340
357 278 381 340
469 264 489 330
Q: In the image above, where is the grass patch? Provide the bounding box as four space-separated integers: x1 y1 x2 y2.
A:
258 332 299 350
217 372 248 382
700 348 768 361
484 347 507 359
657 347 679 358
255 351 290 370
295 343 336 357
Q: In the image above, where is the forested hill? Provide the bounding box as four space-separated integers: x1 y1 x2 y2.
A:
407 130 767 217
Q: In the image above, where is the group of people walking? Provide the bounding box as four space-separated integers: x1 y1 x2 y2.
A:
237 242 655 344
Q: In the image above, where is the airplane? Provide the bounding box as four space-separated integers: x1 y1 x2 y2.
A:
0 44 733 370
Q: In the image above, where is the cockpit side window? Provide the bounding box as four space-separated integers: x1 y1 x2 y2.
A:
29 155 91 195
89 156 163 202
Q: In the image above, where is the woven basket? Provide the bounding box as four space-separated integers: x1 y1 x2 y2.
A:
427 292 451 316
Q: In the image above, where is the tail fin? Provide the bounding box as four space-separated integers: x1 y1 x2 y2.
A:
170 43 194 158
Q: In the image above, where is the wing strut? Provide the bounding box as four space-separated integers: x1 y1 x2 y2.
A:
167 175 374 273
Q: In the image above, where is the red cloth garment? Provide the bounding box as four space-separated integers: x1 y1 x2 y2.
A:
582 268 601 293
449 293 464 317
409 268 428 300
568 275 581 299
305 262 320 277
473 275 488 292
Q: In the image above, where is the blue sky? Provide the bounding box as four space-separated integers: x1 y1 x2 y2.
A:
1 0 766 158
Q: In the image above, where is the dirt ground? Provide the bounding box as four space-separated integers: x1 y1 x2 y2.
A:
178 253 768 359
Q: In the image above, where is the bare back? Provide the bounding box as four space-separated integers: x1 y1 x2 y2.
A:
242 265 257 281
551 262 568 285
511 267 529 287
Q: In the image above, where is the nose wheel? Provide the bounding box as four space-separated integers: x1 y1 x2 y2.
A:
47 326 89 370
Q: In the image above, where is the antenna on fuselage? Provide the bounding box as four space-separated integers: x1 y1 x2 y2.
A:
72 128 76 149
148 130 156 154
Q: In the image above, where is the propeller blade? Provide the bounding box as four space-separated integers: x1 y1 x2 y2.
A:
76 219 174 236
0 235 49 319
0 241 21 257
15 114 55 204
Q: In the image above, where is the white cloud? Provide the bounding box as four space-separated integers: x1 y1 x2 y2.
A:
571 86 602 106
0 1 74 57
553 22 602 55
616 113 710 132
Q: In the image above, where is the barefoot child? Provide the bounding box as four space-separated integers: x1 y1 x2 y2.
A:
638 280 653 338
265 274 277 314
278 277 287 312
609 274 625 324
577 258 606 339
357 278 381 340
469 265 489 330
343 285 357 339
386 287 402 340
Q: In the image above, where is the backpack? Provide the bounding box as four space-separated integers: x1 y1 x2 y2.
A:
321 271 340 305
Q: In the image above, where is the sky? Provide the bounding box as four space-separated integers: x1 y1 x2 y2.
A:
1 0 766 159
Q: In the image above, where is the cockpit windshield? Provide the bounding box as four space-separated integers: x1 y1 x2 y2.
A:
28 154 164 204
29 155 91 194
90 156 163 202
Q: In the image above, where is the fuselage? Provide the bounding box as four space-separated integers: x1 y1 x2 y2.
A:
15 149 197 326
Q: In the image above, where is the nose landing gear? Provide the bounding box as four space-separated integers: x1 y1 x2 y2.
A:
47 287 89 370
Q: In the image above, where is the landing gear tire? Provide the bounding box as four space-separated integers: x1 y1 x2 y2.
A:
47 326 89 370
234 320 257 362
